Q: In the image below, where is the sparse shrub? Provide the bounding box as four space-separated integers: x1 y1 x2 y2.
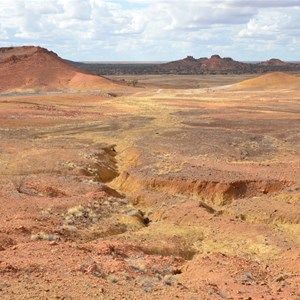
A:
60 224 77 232
141 279 153 293
67 205 85 217
107 274 118 283
130 79 138 87
130 263 146 273
31 232 59 241
34 86 41 94
65 205 97 223
12 175 29 194
79 263 106 278
163 274 175 286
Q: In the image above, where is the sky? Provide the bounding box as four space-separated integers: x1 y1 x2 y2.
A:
0 0 300 62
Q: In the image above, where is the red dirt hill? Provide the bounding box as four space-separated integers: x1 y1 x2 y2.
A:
0 46 123 93
231 72 300 90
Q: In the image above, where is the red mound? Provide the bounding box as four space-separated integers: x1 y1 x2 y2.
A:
231 72 300 90
0 46 123 93
258 58 288 66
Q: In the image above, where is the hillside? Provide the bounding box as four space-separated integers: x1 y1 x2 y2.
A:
0 46 123 93
231 72 300 90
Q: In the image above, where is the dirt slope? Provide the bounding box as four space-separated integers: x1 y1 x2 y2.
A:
0 86 300 299
0 46 124 93
230 72 300 90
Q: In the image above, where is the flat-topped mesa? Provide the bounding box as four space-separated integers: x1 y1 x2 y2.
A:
0 45 125 93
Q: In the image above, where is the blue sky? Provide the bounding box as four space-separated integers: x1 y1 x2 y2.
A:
110 0 148 9
0 0 300 62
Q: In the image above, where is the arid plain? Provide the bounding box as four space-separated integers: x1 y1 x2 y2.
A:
0 48 300 299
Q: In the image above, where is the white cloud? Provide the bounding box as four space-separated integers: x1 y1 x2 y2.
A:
0 24 8 40
232 0 300 8
0 0 299 60
60 0 92 20
238 11 284 39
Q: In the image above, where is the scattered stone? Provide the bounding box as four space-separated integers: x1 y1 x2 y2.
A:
276 275 287 282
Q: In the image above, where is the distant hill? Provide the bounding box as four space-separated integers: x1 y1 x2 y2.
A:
257 58 289 67
72 55 300 75
159 55 300 74
159 55 253 74
0 46 124 93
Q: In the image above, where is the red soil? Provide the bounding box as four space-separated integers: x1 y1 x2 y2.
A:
0 46 123 92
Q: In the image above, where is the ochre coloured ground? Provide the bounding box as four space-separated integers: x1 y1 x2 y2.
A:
230 72 300 91
0 73 299 299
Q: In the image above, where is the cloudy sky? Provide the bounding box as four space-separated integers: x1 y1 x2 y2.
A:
0 0 300 61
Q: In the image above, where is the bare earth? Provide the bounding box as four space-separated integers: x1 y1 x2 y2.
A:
0 46 127 93
0 73 300 299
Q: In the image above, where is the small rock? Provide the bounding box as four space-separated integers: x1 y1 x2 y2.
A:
163 275 175 286
87 264 98 274
240 272 255 282
276 275 287 282
217 290 228 299
17 226 29 233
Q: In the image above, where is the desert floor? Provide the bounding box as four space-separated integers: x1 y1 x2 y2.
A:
0 76 299 299
108 73 300 89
